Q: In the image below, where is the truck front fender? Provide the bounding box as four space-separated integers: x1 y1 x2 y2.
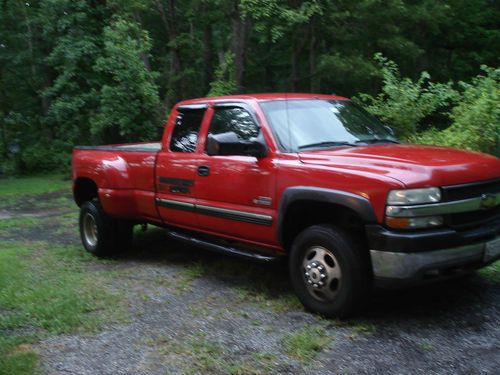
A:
277 186 378 246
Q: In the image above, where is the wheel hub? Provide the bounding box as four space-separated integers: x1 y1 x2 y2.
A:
302 246 342 302
304 261 327 289
82 213 98 247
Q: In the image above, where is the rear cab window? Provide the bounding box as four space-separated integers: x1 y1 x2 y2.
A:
169 107 206 152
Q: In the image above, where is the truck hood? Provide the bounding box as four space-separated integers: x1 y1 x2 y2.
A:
298 144 500 187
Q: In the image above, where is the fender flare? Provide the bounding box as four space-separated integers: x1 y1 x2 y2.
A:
277 186 378 246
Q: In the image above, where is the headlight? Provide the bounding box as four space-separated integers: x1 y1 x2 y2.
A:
387 187 441 205
385 187 443 229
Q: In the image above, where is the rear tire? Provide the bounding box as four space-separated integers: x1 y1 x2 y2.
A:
79 200 133 257
289 224 371 318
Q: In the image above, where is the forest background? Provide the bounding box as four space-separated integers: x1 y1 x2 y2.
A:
0 0 499 174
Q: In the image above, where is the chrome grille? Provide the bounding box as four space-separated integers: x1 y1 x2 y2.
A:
442 178 500 201
442 178 500 230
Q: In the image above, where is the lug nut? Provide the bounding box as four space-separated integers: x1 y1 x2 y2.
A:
306 265 312 270
305 272 309 277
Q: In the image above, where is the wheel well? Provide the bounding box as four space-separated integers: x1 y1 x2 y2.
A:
281 200 366 251
74 177 98 206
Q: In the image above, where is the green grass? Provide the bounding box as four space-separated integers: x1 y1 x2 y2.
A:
351 321 377 336
232 285 302 313
480 261 500 282
0 217 42 233
0 241 124 375
420 341 434 351
0 174 70 198
281 324 331 361
154 336 277 375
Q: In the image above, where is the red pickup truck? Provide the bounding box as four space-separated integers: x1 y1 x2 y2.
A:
72 93 500 317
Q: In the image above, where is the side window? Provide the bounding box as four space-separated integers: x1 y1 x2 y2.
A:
209 107 260 141
169 109 205 152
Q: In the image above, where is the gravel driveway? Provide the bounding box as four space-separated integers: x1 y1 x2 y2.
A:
1 190 499 374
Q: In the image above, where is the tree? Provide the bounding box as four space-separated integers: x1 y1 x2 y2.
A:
91 16 161 143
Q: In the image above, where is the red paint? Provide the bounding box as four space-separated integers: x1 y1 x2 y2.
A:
72 94 500 251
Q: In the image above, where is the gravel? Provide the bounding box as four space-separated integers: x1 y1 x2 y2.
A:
2 193 499 374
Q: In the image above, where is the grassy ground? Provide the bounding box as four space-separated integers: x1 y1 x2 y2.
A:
0 174 69 203
0 175 124 375
1 174 499 375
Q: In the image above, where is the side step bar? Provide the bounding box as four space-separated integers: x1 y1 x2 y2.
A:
166 230 280 262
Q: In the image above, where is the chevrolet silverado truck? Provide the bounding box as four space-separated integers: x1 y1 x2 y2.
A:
72 93 500 317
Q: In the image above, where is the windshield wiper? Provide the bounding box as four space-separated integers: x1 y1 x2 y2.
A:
355 138 400 145
298 141 358 150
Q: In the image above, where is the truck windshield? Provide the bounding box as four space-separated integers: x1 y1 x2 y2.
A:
260 99 398 152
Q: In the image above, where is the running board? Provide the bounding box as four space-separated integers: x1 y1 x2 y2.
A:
166 230 279 262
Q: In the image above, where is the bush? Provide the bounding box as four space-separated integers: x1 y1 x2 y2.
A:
355 53 458 139
413 66 500 156
357 54 499 156
18 142 71 174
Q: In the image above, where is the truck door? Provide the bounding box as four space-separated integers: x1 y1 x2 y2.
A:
155 105 207 230
194 103 277 245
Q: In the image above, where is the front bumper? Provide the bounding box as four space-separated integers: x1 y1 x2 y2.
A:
366 222 500 286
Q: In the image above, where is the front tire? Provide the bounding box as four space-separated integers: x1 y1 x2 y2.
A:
79 200 133 257
289 224 370 318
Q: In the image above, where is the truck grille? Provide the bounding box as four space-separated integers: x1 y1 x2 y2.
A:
443 178 500 201
442 178 500 230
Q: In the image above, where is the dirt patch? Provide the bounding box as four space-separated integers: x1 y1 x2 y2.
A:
0 190 72 212
0 208 71 220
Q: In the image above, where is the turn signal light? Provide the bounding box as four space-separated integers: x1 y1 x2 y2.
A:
386 215 443 229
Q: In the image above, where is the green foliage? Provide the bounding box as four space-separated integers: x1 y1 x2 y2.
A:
1 0 499 174
91 17 161 143
41 0 106 146
208 52 237 96
357 55 499 156
355 53 458 139
413 67 500 156
18 141 71 174
241 0 323 43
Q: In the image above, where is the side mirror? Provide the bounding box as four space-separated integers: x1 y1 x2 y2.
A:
206 131 268 158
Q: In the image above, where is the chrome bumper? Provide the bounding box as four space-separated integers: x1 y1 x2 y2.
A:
370 235 500 280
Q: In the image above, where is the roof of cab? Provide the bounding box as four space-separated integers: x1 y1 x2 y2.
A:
175 93 349 107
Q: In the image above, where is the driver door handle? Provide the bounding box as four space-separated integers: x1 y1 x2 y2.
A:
198 165 210 176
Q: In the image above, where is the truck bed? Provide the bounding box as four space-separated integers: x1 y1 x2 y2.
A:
72 142 162 222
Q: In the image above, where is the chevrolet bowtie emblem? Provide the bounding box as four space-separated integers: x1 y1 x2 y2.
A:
480 193 497 209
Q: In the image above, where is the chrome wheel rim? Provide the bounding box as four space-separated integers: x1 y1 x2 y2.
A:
82 213 98 247
302 246 342 302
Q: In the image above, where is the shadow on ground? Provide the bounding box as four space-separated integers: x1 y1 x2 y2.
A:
126 227 497 322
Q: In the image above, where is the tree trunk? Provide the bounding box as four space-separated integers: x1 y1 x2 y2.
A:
231 1 250 93
202 24 214 94
290 30 308 92
155 0 185 106
309 20 319 92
